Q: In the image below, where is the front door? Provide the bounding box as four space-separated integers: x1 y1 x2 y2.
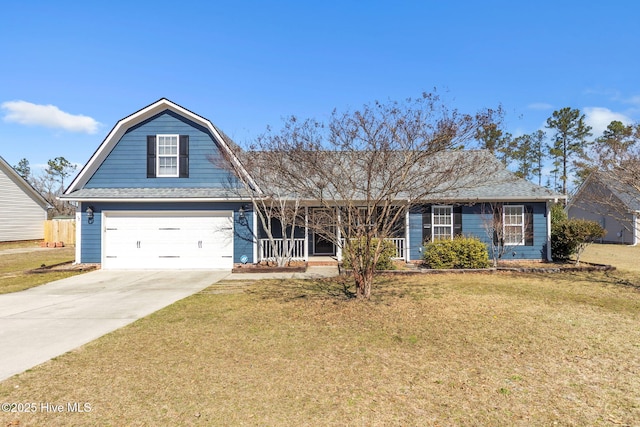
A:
313 233 335 255
311 208 335 255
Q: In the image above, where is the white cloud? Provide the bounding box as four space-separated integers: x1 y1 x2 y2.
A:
527 102 554 110
583 107 632 137
1 100 100 134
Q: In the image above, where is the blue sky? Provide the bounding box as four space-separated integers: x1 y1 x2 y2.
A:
1 1 639 182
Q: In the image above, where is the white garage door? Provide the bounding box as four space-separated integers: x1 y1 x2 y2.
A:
102 211 234 270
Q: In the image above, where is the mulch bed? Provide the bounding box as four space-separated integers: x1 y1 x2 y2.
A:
339 261 615 275
27 261 99 274
232 262 308 273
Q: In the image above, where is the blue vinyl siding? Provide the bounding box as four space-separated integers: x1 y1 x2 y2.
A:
461 203 548 260
408 208 423 261
407 202 549 262
85 110 239 188
79 202 254 264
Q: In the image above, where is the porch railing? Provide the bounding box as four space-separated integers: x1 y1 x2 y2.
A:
258 237 406 261
341 237 406 259
259 238 306 261
387 238 406 259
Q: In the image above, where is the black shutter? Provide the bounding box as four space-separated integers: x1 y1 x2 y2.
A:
524 205 534 246
493 204 502 246
422 205 432 244
179 135 189 178
453 206 463 237
147 135 156 178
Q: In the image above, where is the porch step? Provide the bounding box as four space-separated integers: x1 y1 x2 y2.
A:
307 256 339 266
307 260 339 266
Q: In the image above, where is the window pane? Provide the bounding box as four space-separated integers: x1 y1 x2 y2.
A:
157 135 179 176
432 206 453 240
159 157 177 175
433 226 451 240
503 206 524 244
158 139 177 155
505 226 523 245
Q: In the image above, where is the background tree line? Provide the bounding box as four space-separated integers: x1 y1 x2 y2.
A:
475 106 640 195
13 156 77 218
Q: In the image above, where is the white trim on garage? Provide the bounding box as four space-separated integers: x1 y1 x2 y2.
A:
101 210 234 270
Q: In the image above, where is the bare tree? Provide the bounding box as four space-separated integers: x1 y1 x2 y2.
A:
239 152 305 267
247 93 502 299
213 130 306 268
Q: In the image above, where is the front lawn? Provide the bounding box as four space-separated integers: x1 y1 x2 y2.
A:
0 244 83 294
1 244 639 426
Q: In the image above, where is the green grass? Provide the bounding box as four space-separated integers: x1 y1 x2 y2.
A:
0 244 639 426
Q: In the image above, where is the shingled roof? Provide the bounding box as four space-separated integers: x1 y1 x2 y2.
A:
571 169 640 212
244 149 563 203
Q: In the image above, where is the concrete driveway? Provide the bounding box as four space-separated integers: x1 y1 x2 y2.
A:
0 269 229 381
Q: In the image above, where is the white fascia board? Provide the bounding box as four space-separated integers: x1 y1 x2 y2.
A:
59 197 253 203
64 98 261 195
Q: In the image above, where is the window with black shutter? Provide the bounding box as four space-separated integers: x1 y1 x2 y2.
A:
524 205 534 246
147 134 189 178
422 205 432 244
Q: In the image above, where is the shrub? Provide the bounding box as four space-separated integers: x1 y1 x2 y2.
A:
550 203 574 260
423 236 490 269
552 218 605 264
342 238 397 270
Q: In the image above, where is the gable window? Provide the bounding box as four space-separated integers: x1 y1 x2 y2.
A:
504 205 525 245
157 135 179 177
432 205 453 240
147 135 189 178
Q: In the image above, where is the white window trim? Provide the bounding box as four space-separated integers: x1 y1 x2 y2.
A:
156 134 179 177
432 205 453 240
503 205 525 246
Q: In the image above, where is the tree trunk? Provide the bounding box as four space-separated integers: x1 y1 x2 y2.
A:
353 265 374 299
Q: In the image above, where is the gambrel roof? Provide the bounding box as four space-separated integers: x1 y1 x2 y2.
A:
63 98 258 197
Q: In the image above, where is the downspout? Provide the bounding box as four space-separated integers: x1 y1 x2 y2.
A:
75 202 82 264
546 200 552 261
634 213 639 246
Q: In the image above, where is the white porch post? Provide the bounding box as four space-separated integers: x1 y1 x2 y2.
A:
304 206 309 261
634 213 639 246
405 209 410 262
336 207 342 262
253 206 259 263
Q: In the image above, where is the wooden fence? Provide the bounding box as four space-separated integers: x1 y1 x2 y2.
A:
44 219 76 245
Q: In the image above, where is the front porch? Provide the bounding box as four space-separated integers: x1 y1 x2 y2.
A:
258 237 407 263
254 205 410 264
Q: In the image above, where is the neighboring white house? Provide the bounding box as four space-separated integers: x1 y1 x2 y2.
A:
0 156 50 242
568 170 640 245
